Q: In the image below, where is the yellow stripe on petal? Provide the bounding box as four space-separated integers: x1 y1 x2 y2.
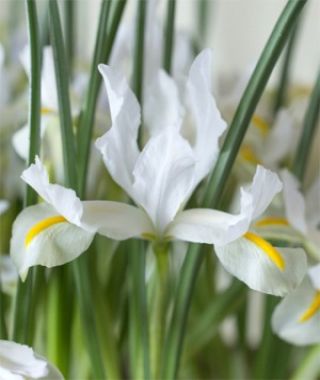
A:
240 145 261 165
252 114 269 136
41 106 55 115
255 217 289 228
244 232 285 271
25 215 67 247
299 292 320 323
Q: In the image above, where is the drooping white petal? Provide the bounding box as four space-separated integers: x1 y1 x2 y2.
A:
186 49 227 183
271 277 320 345
81 201 154 240
10 203 94 280
280 169 307 234
0 340 63 379
166 208 250 245
215 237 307 296
308 264 320 290
21 156 83 226
144 70 183 135
262 109 294 167
41 46 58 111
242 165 283 221
95 64 140 197
132 129 196 233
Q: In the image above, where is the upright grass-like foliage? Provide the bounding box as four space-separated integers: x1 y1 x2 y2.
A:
292 70 320 182
77 0 126 197
48 1 105 377
12 0 41 345
163 0 176 74
161 0 308 377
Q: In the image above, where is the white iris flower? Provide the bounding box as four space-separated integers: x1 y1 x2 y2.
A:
10 50 307 296
272 264 320 345
0 340 63 379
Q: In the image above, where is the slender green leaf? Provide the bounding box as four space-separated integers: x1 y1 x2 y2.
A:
163 0 176 73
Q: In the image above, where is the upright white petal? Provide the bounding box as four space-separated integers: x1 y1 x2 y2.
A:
96 64 140 197
272 277 320 345
215 239 307 296
186 49 227 183
81 201 154 240
308 264 320 290
242 165 283 220
144 70 183 135
41 46 58 111
10 204 94 280
280 169 307 234
21 156 83 226
262 109 293 167
0 340 63 379
132 129 196 233
167 208 250 245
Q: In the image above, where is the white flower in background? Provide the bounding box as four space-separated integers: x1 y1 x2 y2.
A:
0 340 63 379
0 199 9 214
272 264 320 345
10 50 307 296
0 255 18 295
10 157 95 280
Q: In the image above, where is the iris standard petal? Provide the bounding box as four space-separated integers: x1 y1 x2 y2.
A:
215 236 307 296
186 49 227 183
21 156 83 226
10 203 94 280
96 64 140 197
81 201 154 240
166 208 250 245
280 169 307 234
132 129 196 233
272 277 320 345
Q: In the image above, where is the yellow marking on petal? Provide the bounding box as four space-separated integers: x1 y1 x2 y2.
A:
25 215 67 247
240 145 261 165
41 106 55 115
299 292 320 323
252 115 269 136
244 232 285 271
255 217 289 228
141 232 156 241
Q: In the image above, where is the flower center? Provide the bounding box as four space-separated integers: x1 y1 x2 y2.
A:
299 291 320 323
25 215 67 247
244 232 285 271
255 217 289 228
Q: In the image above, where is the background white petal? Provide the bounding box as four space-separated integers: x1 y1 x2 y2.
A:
21 157 83 226
215 238 307 296
96 64 140 197
271 277 320 345
10 204 94 280
280 169 307 234
81 201 154 240
305 177 320 229
132 129 196 233
308 264 320 290
144 69 183 135
186 49 227 183
167 208 250 245
41 46 58 111
0 199 9 214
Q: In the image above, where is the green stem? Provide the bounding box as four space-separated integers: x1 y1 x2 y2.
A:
292 69 320 182
77 0 126 197
291 344 320 380
161 1 308 378
163 0 176 74
197 0 211 43
272 18 301 115
64 0 75 70
129 240 150 380
12 0 41 344
49 2 105 378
